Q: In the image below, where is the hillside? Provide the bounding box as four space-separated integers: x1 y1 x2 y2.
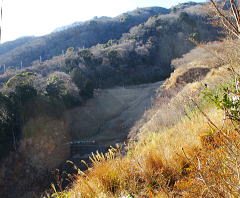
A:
0 36 35 55
43 1 240 197
0 7 169 70
0 1 229 198
61 39 240 198
0 3 221 91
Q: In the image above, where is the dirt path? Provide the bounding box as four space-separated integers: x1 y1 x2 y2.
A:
64 81 162 145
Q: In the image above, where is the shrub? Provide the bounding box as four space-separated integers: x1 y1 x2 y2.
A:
0 92 21 159
46 75 65 98
78 49 102 68
5 72 37 88
15 84 37 104
107 50 120 67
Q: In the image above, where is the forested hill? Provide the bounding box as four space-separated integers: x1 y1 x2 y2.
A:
0 7 169 68
0 3 221 91
0 36 35 55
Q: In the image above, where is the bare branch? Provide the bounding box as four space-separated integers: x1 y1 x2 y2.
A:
210 0 240 38
230 0 240 31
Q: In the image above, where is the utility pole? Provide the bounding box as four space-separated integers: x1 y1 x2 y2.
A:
83 41 85 49
20 61 23 69
39 56 42 63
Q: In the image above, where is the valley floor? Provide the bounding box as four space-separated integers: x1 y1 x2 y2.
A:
64 81 162 145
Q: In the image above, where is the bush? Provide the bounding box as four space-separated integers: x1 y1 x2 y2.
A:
0 93 21 160
15 84 37 104
46 75 65 98
107 50 120 67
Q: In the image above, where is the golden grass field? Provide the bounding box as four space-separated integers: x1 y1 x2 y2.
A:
49 38 240 198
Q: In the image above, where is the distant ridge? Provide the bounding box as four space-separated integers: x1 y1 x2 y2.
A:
0 6 169 68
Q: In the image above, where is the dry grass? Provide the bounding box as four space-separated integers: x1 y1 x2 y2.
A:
52 38 240 197
138 39 240 134
64 108 228 197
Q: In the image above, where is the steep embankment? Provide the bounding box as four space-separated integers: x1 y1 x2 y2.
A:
64 81 162 145
64 39 240 198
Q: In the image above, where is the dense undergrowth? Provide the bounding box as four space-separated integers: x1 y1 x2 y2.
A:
48 35 240 197
0 70 82 160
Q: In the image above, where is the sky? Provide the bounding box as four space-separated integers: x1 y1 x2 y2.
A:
1 0 207 43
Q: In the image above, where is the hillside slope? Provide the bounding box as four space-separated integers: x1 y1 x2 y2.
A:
62 3 220 90
63 39 240 198
0 2 227 198
0 7 169 69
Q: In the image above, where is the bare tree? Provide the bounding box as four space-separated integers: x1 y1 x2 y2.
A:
210 0 240 38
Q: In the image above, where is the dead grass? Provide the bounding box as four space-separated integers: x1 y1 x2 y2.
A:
65 108 228 197
55 38 240 197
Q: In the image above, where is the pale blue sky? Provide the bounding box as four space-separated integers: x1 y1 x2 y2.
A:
1 0 207 43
